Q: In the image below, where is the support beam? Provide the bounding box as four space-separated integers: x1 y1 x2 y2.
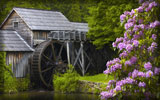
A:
66 41 70 65
85 62 91 73
84 51 95 67
73 46 82 66
75 49 82 66
71 42 75 65
81 42 85 76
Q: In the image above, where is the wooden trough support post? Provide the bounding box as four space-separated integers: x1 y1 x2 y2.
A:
81 42 85 76
73 41 86 76
66 41 70 65
73 41 95 76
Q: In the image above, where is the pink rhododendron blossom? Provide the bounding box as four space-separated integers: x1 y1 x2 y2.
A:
102 1 160 99
144 62 152 70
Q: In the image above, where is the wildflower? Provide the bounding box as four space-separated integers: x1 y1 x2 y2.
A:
151 42 157 47
125 60 132 66
149 22 155 28
146 70 153 78
104 69 110 74
124 11 130 15
106 61 113 67
112 42 116 47
115 85 121 91
113 58 121 63
106 85 111 90
114 63 122 69
154 20 160 26
133 40 139 47
154 67 160 75
120 14 126 22
130 9 135 16
132 69 139 78
119 51 128 58
133 34 140 40
130 56 137 64
118 43 126 51
152 34 157 40
144 62 152 70
108 80 115 86
128 72 132 77
126 44 133 52
139 24 145 29
148 42 158 52
133 25 140 31
142 1 149 7
125 22 134 30
116 37 124 43
150 21 160 28
149 1 157 8
128 18 134 23
125 77 135 84
139 31 143 36
138 82 146 87
138 72 146 77
100 91 113 99
137 6 144 13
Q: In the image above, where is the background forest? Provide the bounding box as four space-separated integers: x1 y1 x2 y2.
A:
0 0 139 49
0 0 139 72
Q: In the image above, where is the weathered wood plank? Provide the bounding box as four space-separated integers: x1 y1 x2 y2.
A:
66 41 70 65
1 11 33 47
6 52 31 78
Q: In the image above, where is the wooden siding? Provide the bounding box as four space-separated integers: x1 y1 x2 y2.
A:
33 31 48 40
33 31 49 45
1 11 33 47
6 52 32 77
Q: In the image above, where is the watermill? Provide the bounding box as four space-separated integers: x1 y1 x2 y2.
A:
31 41 68 89
31 27 96 89
0 7 95 90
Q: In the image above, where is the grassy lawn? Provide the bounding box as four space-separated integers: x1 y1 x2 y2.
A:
79 73 114 83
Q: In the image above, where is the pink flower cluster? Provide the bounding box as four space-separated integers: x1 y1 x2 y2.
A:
131 69 154 78
101 1 160 99
104 58 122 74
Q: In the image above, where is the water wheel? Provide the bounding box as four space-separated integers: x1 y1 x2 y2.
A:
31 40 67 89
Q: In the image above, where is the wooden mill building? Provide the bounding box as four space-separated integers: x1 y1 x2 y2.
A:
0 7 93 88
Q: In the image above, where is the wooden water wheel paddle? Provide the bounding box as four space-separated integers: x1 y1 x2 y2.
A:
31 40 67 89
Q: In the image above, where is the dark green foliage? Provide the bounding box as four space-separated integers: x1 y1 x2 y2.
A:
0 0 98 24
16 75 30 92
3 65 30 93
0 0 139 49
0 52 5 93
3 65 17 93
0 52 17 93
53 65 80 93
0 52 30 93
87 0 139 48
0 0 51 24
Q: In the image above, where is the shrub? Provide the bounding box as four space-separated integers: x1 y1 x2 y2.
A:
0 52 5 93
53 65 79 93
101 0 160 100
3 65 17 93
0 52 30 93
16 74 30 92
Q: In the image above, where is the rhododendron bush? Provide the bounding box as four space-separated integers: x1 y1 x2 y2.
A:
101 0 160 99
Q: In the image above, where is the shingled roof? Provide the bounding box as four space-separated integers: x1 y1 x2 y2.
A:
0 7 89 32
71 22 88 32
0 30 34 51
0 7 73 31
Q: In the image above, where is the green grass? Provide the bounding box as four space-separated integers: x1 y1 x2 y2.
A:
79 73 114 83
